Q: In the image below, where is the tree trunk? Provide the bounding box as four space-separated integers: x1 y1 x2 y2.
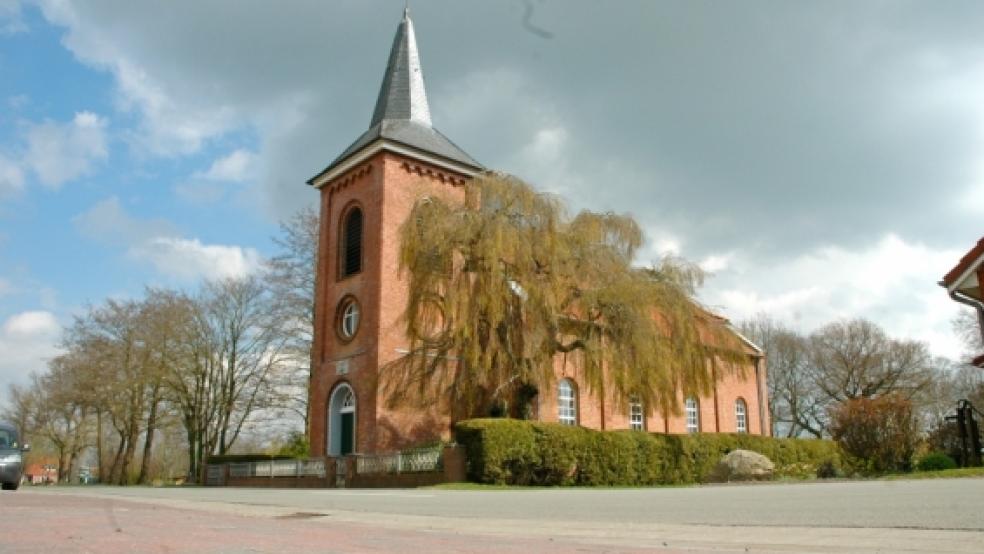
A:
57 446 69 483
119 422 139 485
118 383 144 485
67 450 80 484
96 411 105 482
109 431 126 484
138 384 162 484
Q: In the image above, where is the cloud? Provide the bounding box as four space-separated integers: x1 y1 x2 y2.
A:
2 311 58 337
130 237 262 281
0 0 26 35
24 111 109 188
36 1 240 157
0 153 25 197
699 253 734 274
74 197 261 281
175 149 258 204
0 310 62 389
198 149 256 182
27 1 984 362
73 196 177 246
700 234 966 358
7 94 29 110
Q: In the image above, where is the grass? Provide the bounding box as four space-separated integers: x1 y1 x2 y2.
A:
430 466 984 489
882 466 984 480
427 481 700 491
427 482 535 491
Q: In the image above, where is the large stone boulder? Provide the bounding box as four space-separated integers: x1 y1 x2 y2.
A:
710 449 775 482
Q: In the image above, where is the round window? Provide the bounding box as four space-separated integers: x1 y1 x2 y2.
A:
338 298 360 339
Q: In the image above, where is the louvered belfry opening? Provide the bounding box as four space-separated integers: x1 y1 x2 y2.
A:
342 207 363 277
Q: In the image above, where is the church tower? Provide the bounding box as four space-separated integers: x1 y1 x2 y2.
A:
307 9 483 456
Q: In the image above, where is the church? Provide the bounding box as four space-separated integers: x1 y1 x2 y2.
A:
306 9 769 458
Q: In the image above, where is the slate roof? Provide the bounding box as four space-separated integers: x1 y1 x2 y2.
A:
309 8 482 185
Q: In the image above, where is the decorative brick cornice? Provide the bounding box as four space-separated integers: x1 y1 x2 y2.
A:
399 160 468 186
327 163 374 196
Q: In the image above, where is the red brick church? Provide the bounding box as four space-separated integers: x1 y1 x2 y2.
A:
307 9 769 457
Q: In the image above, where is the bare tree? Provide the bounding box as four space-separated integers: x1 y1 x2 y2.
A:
166 277 290 481
29 363 90 482
953 307 984 362
742 316 935 438
915 357 966 430
808 319 933 403
205 276 289 455
134 288 188 484
65 299 154 485
264 206 318 433
2 382 36 442
740 315 825 437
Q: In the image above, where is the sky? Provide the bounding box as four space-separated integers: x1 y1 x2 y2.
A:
1 0 982 397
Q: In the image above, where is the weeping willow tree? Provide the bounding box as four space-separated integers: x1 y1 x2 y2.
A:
387 172 747 419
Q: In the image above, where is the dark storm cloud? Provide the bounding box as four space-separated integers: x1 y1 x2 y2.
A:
38 1 984 258
34 0 984 355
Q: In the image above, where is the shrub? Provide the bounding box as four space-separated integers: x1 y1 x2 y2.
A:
454 418 842 486
828 394 918 474
815 459 840 479
925 421 964 465
916 452 958 472
275 431 310 458
205 453 297 464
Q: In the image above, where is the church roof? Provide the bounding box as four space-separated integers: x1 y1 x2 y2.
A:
942 236 984 293
309 9 482 186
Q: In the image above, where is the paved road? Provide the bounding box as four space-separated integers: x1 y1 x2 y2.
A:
2 478 983 552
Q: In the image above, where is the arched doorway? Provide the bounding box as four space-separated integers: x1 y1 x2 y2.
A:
328 383 356 456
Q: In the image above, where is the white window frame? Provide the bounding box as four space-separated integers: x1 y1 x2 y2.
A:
685 397 700 434
629 397 644 431
735 398 748 434
558 379 577 425
340 300 360 338
341 390 356 414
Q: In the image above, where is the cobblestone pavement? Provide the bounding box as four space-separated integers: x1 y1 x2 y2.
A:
2 478 983 553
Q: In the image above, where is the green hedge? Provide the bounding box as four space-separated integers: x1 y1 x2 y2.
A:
454 418 842 486
915 451 958 472
206 453 298 464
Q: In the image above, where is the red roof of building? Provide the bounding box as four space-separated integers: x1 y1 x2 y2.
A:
942 236 984 288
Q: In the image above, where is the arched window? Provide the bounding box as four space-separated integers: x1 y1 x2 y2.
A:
558 379 577 425
629 396 644 431
337 297 360 340
340 206 363 278
685 397 700 434
735 398 748 434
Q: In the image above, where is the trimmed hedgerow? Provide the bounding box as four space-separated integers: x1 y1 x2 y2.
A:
205 453 298 464
454 418 842 486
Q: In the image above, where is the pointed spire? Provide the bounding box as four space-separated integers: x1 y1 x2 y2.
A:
370 8 432 127
307 8 483 186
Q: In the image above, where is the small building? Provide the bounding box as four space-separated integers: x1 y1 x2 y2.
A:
23 461 57 485
306 9 769 457
941 236 984 368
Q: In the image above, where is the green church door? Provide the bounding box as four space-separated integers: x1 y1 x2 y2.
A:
340 412 354 455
